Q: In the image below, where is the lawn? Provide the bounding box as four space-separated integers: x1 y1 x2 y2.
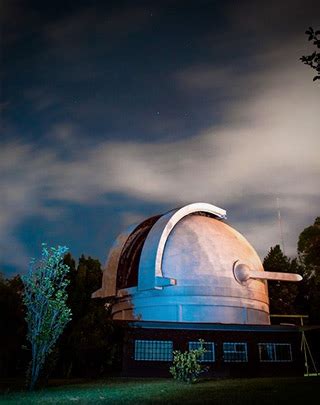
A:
0 376 319 404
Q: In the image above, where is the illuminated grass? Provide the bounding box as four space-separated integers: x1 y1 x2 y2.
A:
0 377 319 404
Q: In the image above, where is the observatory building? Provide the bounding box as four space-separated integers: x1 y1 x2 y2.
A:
93 203 303 377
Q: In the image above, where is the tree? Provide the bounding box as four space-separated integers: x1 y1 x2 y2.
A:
53 254 121 378
300 27 320 82
67 255 102 321
0 274 26 377
263 245 302 315
298 217 320 322
22 244 72 390
298 217 320 270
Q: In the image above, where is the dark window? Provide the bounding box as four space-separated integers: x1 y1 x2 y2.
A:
189 341 215 362
134 340 173 361
223 342 248 362
258 343 292 362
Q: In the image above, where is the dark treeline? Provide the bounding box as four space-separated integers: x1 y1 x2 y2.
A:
264 217 320 323
0 217 319 379
0 254 122 380
263 217 320 371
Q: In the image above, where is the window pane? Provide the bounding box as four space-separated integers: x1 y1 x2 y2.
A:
259 343 275 361
275 344 292 361
188 341 215 362
258 343 292 362
134 340 173 361
223 342 248 362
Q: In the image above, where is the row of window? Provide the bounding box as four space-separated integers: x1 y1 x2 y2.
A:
134 340 293 363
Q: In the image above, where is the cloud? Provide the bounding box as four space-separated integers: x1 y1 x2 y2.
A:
1 15 320 271
120 212 148 230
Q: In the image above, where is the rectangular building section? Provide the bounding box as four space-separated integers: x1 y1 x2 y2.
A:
121 322 304 378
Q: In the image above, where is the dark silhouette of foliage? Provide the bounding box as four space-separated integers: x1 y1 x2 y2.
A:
263 218 320 322
263 245 303 315
297 217 320 322
300 27 320 82
298 217 320 269
0 274 27 378
52 254 121 378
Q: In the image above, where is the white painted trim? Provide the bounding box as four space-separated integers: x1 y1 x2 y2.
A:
138 202 226 291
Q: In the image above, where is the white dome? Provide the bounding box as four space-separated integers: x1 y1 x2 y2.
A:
162 214 263 288
92 203 301 325
94 203 269 324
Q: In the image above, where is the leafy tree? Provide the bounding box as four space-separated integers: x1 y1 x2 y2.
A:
22 244 72 390
263 245 302 315
298 217 320 270
68 255 102 321
300 27 320 82
0 253 120 382
298 217 320 322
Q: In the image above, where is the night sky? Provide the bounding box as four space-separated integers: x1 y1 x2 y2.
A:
1 0 320 276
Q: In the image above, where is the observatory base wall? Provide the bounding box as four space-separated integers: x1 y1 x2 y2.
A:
119 322 304 378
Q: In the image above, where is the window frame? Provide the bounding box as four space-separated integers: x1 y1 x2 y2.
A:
223 342 248 362
134 339 173 361
188 341 215 362
258 343 292 362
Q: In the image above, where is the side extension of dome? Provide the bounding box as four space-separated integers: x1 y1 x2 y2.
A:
92 202 226 298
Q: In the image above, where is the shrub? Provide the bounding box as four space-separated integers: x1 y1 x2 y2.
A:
170 339 207 383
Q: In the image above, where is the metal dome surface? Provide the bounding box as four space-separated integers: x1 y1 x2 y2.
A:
93 202 301 325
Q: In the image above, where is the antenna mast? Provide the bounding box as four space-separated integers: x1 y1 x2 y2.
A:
276 197 286 255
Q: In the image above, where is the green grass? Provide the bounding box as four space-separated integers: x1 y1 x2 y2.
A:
0 376 319 404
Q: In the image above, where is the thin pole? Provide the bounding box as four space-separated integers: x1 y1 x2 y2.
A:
276 197 286 255
299 316 318 376
302 333 309 376
304 333 318 375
